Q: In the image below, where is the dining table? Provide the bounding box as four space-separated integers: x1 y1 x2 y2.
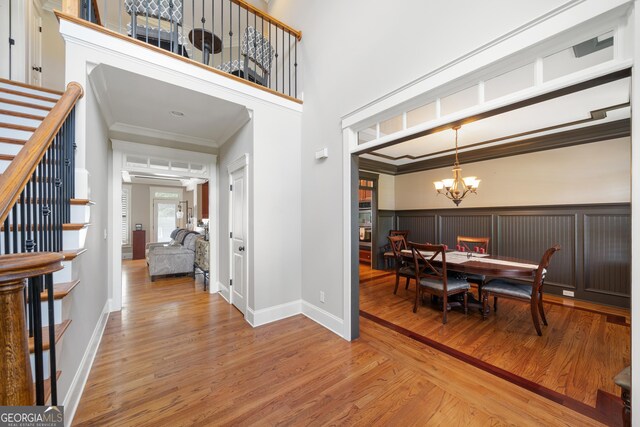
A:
400 249 539 311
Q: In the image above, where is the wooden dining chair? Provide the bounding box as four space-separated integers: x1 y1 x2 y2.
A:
481 245 561 336
457 236 490 298
383 230 410 268
410 242 470 324
388 235 414 294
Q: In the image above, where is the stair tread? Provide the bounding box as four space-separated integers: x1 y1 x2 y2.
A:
0 97 52 111
40 279 80 300
0 78 64 96
61 248 87 261
29 319 71 353
0 88 59 104
70 199 96 206
0 136 28 145
0 154 15 161
0 109 45 121
0 121 37 132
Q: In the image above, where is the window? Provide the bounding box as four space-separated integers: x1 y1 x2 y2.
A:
122 186 131 245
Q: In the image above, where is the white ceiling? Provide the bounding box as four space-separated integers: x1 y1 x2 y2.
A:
89 64 249 148
364 77 630 166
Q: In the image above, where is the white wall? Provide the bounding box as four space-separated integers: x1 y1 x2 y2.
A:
252 106 302 311
377 173 395 210
394 138 630 210
0 0 9 79
268 0 571 323
629 0 639 417
58 81 110 404
218 121 254 304
41 10 65 90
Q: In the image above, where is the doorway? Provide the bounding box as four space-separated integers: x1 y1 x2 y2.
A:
228 154 249 316
153 199 178 242
29 7 41 86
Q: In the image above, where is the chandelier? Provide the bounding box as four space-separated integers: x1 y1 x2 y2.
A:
433 126 480 206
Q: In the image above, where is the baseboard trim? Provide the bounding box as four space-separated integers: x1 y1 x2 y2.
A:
247 300 302 327
301 301 345 338
63 300 110 426
218 281 230 303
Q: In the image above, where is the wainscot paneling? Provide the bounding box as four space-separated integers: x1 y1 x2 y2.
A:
583 214 631 298
397 215 436 246
386 204 630 308
496 214 576 290
375 210 396 268
439 215 493 251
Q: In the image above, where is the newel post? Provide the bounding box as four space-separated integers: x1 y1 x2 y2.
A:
0 278 33 405
0 253 63 405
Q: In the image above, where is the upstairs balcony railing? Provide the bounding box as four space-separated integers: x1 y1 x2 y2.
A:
74 0 302 101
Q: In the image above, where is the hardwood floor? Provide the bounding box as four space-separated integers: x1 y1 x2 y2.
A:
74 260 610 426
360 264 629 424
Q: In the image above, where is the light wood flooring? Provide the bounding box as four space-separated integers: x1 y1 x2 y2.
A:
360 264 630 423
74 260 613 426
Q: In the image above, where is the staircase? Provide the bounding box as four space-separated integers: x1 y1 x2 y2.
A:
0 78 87 406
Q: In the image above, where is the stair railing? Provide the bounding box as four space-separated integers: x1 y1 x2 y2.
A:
65 0 302 101
0 81 83 406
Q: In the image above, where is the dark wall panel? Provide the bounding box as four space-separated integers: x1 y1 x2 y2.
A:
440 215 492 250
397 215 436 245
584 214 631 297
496 214 575 288
386 204 630 308
376 211 396 267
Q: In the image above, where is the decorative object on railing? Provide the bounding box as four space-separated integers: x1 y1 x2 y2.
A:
0 81 82 406
434 126 480 206
0 253 63 405
72 0 301 100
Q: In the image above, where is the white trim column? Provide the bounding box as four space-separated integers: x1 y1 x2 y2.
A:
630 1 639 419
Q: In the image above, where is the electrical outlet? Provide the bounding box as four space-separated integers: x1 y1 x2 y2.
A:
320 291 325 303
562 290 575 297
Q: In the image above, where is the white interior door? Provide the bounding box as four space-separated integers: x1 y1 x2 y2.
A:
230 164 247 315
154 199 178 242
29 9 41 86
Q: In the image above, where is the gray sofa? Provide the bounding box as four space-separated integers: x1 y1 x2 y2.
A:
147 228 201 281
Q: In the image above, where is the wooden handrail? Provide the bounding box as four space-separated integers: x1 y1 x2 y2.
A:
0 82 84 225
61 0 101 25
231 0 302 41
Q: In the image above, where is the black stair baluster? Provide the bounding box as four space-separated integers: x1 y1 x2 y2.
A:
25 174 31 252
38 161 44 251
3 217 9 255
200 0 205 64
46 273 57 405
12 200 18 253
71 111 76 198
238 5 240 80
19 192 25 253
254 11 257 84
30 275 44 405
294 37 297 98
288 31 291 96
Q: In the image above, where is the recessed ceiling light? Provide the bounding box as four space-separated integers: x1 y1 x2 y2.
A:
170 110 185 117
